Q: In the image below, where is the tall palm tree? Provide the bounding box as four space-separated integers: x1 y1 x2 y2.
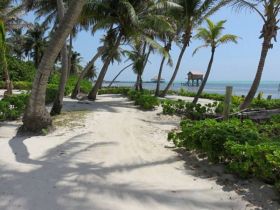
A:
160 0 230 97
0 0 28 94
124 40 148 91
192 19 238 104
232 0 280 109
86 0 176 100
51 0 70 116
23 0 86 132
25 22 49 68
71 46 105 99
0 21 12 95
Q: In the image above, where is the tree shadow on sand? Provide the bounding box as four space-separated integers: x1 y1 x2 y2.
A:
0 130 249 210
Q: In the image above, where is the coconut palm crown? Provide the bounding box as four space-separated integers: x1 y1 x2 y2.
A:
192 18 238 104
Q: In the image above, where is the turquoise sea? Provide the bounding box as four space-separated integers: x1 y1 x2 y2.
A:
105 81 280 99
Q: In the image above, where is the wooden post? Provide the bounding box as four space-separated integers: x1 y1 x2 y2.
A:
223 86 233 120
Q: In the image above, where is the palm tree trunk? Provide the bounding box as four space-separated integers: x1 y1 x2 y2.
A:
0 21 12 95
88 58 111 100
108 63 133 87
68 33 73 74
51 0 69 116
161 42 188 97
71 48 104 99
193 48 215 104
23 0 86 132
240 38 271 110
155 57 166 96
88 34 122 100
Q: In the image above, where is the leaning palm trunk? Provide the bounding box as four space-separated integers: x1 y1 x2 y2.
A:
71 48 104 99
161 42 188 97
88 34 122 100
193 48 215 104
240 38 271 110
108 63 133 87
0 21 12 95
51 0 69 116
88 58 111 100
23 0 86 132
155 57 166 97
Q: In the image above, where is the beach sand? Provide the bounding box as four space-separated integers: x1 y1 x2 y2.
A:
0 94 279 210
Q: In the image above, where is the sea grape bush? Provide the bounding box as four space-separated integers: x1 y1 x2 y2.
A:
0 94 29 121
127 90 159 110
161 99 217 120
168 117 280 191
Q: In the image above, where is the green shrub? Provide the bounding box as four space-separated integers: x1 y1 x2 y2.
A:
49 73 92 95
168 119 261 162
0 94 29 121
225 141 280 183
250 99 280 109
169 117 280 192
127 90 159 110
162 99 217 120
98 87 131 95
46 84 58 104
2 56 36 81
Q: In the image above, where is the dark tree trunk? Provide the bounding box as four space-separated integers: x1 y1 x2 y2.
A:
71 47 104 99
88 34 122 100
108 63 133 87
161 42 188 97
155 57 166 97
23 0 86 132
193 48 215 104
68 33 73 74
240 37 272 110
51 0 69 116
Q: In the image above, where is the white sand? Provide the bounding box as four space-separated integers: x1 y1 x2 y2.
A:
165 95 215 105
0 94 278 210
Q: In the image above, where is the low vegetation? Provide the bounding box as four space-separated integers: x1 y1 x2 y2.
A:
168 116 280 192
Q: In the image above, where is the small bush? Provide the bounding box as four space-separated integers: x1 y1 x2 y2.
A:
168 119 260 162
161 99 217 120
127 90 159 110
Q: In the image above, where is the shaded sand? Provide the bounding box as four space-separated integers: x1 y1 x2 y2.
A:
0 95 279 210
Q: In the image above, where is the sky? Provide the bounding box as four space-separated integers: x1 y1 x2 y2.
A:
24 6 280 82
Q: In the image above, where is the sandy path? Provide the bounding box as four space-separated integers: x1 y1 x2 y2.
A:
0 95 277 210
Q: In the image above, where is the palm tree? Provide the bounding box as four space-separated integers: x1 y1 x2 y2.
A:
86 0 176 100
0 21 12 95
51 0 70 116
6 28 26 59
160 0 230 97
192 19 238 104
0 0 28 94
71 46 105 99
124 41 148 91
232 0 280 109
23 0 86 132
69 51 83 75
25 22 49 68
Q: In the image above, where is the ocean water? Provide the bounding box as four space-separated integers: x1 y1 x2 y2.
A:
106 81 280 99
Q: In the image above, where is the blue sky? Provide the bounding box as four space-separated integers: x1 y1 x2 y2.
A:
25 6 280 82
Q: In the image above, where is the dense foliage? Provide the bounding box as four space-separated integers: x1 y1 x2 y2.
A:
1 56 36 81
127 90 159 110
161 99 217 120
0 94 29 121
168 117 280 191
